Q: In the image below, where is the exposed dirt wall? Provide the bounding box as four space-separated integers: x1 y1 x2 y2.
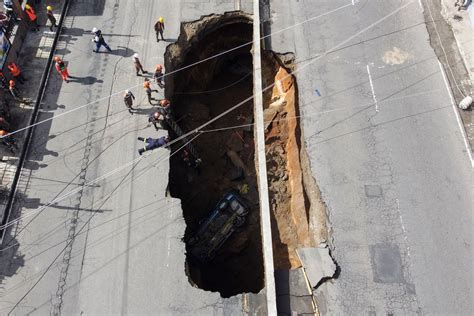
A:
261 51 329 269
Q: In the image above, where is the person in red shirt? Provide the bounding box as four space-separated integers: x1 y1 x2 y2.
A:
7 62 26 84
24 4 39 31
54 56 70 82
8 80 21 101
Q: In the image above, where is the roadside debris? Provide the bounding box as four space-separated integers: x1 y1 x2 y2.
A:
458 95 472 110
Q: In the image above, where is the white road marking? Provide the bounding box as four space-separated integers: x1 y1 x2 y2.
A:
165 239 171 267
437 61 474 167
396 199 411 260
166 206 173 267
366 64 379 112
418 0 423 9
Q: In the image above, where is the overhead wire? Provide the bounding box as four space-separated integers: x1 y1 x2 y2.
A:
6 133 201 314
0 0 414 235
173 72 252 95
3 82 446 251
6 1 416 311
0 2 353 139
200 87 454 134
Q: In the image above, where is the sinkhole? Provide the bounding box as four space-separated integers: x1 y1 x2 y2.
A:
165 11 317 298
166 12 264 297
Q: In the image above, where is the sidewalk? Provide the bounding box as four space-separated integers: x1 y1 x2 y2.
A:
423 0 473 154
0 1 61 225
440 0 474 156
441 1 474 85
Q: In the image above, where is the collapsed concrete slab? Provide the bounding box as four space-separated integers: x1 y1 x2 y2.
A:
297 246 337 289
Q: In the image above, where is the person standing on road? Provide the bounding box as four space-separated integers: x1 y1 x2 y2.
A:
54 56 70 83
143 79 157 105
8 80 21 101
157 98 171 118
123 90 136 114
92 27 112 53
154 17 165 42
132 53 146 76
24 4 40 31
7 62 26 84
137 136 169 155
153 64 164 88
46 6 57 32
148 111 166 131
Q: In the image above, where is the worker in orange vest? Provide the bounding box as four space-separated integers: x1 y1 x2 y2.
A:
54 56 70 82
9 80 21 100
24 4 40 31
153 64 164 88
143 79 157 105
7 62 26 84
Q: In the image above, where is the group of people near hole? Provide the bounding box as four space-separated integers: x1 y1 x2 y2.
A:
1 4 190 163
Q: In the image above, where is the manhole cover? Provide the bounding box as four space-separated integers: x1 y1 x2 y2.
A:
365 184 383 198
370 243 405 283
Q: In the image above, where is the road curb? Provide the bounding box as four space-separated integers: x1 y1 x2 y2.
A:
253 0 277 314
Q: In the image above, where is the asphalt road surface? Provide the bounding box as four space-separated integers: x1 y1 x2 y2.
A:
271 0 472 315
0 0 264 314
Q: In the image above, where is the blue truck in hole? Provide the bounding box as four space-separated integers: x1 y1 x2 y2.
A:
187 191 249 264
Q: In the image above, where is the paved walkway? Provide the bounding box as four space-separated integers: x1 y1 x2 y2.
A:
437 0 474 152
0 2 61 220
442 0 474 84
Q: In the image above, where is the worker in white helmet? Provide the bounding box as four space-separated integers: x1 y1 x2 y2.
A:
91 27 111 53
132 53 147 76
123 90 136 114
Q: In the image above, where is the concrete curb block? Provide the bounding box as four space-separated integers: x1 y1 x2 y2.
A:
253 0 277 314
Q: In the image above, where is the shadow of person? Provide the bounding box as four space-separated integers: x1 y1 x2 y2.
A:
63 27 86 37
163 38 177 43
0 236 25 279
23 160 48 170
102 33 140 38
43 103 66 110
131 107 155 116
68 76 104 85
109 46 136 57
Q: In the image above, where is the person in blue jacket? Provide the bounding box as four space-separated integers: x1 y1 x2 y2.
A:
92 27 111 52
137 136 169 155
